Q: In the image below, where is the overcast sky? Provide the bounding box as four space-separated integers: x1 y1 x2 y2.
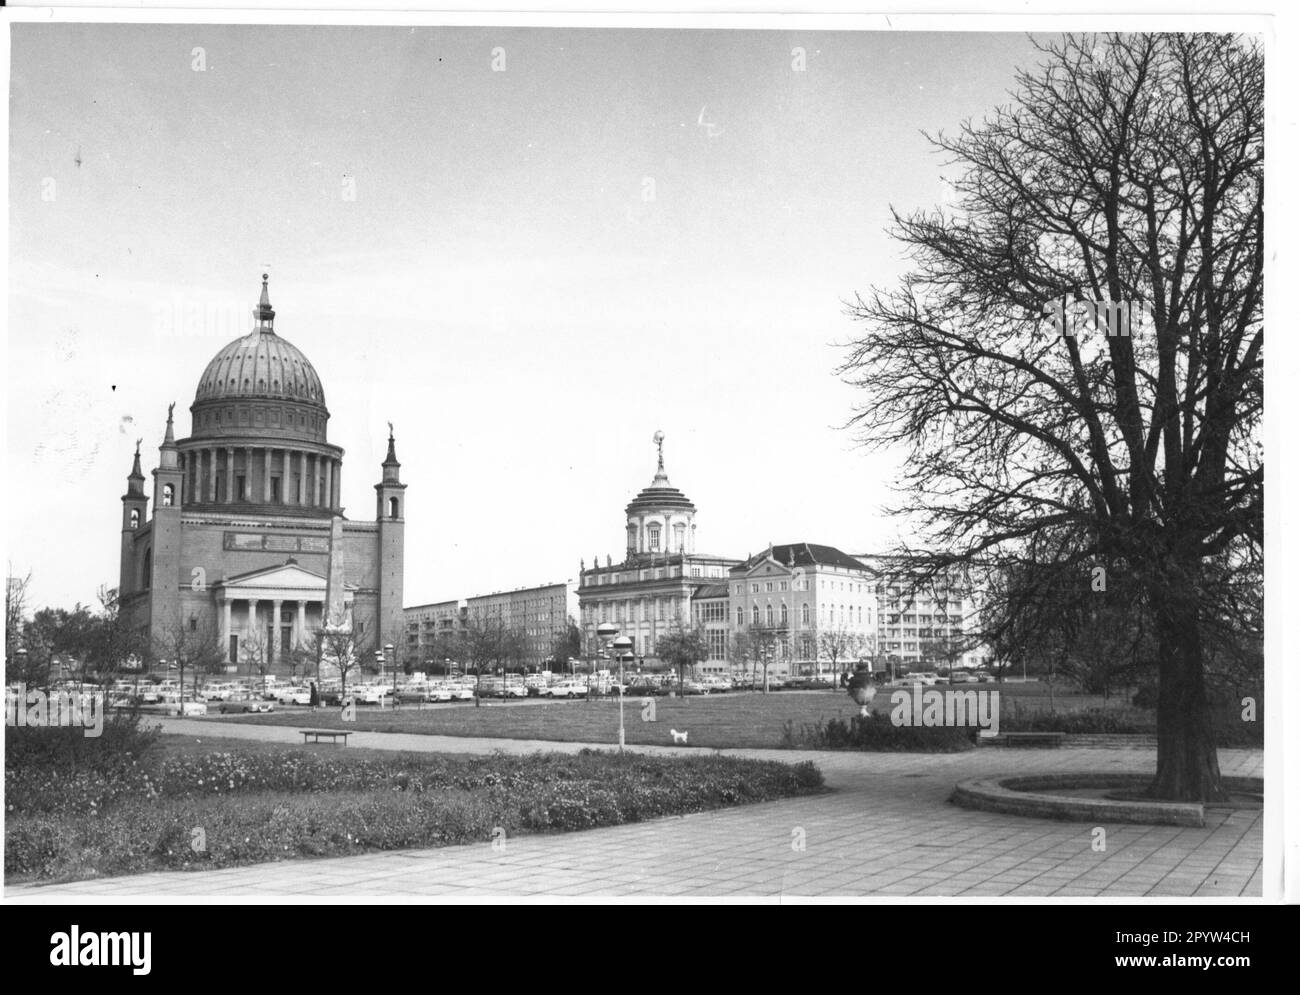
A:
8 24 1047 611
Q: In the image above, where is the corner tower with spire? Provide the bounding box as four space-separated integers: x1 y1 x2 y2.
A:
374 423 406 649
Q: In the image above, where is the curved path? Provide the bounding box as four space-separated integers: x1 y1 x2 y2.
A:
7 718 1263 899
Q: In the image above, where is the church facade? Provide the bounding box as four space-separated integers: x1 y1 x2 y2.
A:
118 276 406 674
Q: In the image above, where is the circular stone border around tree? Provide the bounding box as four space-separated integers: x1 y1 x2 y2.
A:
950 774 1263 827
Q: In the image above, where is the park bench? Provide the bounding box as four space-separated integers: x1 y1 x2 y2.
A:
982 731 1065 748
299 729 351 746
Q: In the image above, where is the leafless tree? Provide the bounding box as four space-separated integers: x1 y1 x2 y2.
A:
838 34 1261 801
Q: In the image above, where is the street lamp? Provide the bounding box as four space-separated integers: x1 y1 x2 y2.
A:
595 622 617 702
611 635 632 750
385 643 396 696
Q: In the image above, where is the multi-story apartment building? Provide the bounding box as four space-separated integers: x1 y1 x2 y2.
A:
856 554 990 672
404 583 577 673
403 599 463 670
465 582 578 670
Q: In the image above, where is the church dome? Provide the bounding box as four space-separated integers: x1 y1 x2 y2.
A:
194 328 325 406
193 275 325 408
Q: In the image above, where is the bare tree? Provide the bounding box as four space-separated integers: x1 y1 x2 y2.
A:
818 628 863 689
152 613 225 697
837 34 1261 801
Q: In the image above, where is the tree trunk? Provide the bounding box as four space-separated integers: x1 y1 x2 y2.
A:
1146 568 1228 802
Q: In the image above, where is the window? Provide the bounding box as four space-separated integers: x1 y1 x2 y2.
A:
389 497 399 519
801 603 810 626
780 603 789 626
648 525 661 551
129 509 140 529
737 607 744 626
162 484 174 507
780 581 788 591
270 477 281 503
765 605 774 626
751 583 759 593
752 605 760 625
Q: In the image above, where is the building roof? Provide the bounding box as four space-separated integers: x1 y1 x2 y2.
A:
736 542 869 574
692 583 730 600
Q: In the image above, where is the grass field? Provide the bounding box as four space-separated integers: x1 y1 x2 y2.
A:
202 682 1137 750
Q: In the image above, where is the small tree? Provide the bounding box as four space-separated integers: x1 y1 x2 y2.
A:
240 628 269 680
655 624 709 693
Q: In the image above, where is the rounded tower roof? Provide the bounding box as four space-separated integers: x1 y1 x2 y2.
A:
625 430 696 515
193 275 326 408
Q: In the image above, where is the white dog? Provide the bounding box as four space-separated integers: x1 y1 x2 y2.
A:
670 729 688 744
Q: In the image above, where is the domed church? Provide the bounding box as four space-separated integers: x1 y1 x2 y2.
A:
119 275 406 673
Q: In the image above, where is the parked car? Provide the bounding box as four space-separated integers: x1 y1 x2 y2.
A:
947 670 977 684
217 697 273 714
275 685 312 705
547 681 588 699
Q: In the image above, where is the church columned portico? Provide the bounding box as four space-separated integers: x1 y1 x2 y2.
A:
214 562 356 666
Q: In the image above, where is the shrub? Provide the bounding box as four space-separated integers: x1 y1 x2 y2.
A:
5 746 825 883
783 716 976 752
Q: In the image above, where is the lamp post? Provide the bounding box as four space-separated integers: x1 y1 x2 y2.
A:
386 643 396 699
595 622 617 703
611 635 632 750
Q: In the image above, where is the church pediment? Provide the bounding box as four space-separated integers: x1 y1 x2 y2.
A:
216 561 355 597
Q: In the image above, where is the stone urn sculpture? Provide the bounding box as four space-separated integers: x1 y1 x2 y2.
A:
847 665 876 717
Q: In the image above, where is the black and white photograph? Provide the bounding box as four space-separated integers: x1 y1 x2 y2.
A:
2 4 1286 920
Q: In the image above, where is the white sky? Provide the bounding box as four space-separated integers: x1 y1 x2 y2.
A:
8 24 1050 610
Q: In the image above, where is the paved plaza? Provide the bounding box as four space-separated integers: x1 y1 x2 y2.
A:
7 719 1264 900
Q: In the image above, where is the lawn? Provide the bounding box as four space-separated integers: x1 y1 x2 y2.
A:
202 682 1136 750
6 729 825 884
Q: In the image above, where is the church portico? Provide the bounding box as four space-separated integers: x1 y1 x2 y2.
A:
214 563 356 666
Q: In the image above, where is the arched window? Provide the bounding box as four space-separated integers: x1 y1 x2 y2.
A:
129 509 140 529
648 525 661 552
142 547 152 589
736 607 744 626
388 497 399 519
752 604 760 625
162 484 174 507
780 603 789 626
801 603 810 626
765 604 774 626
